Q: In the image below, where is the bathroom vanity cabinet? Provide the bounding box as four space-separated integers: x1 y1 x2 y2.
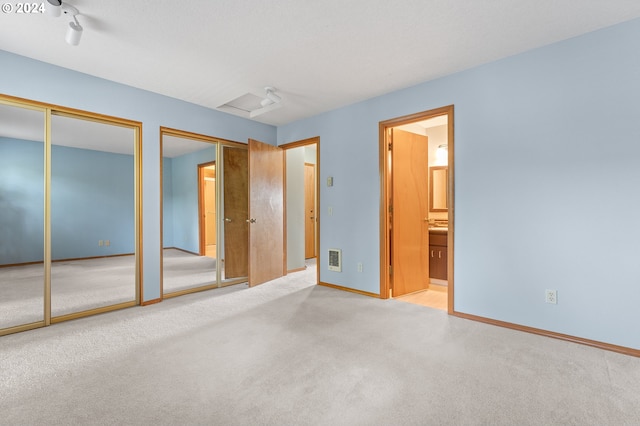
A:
429 231 448 280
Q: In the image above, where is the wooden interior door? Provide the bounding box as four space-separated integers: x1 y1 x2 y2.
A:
391 128 429 296
248 139 284 287
223 147 248 278
304 163 316 259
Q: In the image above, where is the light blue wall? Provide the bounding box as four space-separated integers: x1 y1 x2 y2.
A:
0 49 276 301
165 146 216 253
278 18 640 349
286 147 305 271
0 138 135 262
0 138 44 264
162 157 174 248
51 145 135 259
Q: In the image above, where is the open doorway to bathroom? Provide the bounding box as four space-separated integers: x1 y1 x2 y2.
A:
379 106 454 312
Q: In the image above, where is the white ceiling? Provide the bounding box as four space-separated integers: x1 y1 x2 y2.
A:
0 103 134 154
162 134 215 158
0 103 45 142
2 1 640 126
51 114 134 155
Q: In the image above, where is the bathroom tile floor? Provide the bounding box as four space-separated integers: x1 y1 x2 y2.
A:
395 285 448 311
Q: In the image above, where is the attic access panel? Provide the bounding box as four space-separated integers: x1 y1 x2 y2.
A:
217 91 282 119
222 93 264 113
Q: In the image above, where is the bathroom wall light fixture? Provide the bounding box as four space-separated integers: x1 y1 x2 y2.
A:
45 0 83 46
435 144 448 166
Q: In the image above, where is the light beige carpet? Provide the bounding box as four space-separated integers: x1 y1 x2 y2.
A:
0 256 136 328
1 262 639 425
162 248 219 293
0 249 226 329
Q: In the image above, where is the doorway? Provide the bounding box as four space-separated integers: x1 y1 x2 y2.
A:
281 137 320 282
380 106 454 312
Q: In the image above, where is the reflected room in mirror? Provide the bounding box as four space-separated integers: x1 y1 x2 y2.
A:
50 113 137 318
0 102 46 330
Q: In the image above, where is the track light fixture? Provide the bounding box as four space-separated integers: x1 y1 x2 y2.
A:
44 0 83 46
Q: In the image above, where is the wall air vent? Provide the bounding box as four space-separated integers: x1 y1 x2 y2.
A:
328 248 342 272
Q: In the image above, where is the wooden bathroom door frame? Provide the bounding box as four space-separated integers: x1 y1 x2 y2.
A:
379 105 455 312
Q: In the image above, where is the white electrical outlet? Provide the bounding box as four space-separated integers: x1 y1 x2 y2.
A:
98 240 103 247
105 240 110 247
357 262 363 272
545 289 557 304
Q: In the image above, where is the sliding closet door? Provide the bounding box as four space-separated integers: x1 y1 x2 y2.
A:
50 113 137 319
0 102 46 332
161 131 218 296
161 128 249 296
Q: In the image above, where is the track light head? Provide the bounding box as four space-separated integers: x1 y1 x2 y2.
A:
66 20 83 45
261 87 282 107
45 0 62 17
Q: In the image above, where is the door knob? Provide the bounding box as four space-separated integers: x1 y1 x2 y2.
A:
225 218 232 222
246 218 257 223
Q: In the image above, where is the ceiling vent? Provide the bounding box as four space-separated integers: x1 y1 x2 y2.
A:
217 87 282 119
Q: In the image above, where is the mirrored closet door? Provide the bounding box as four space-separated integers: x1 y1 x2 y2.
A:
0 101 46 331
50 113 138 319
161 128 248 298
0 95 141 336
